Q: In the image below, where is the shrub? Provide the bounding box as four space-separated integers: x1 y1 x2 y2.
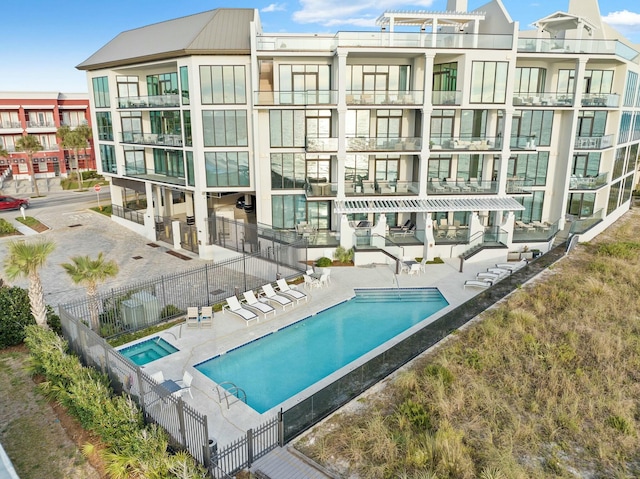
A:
0 218 17 235
606 415 632 434
0 286 33 348
596 241 640 260
316 256 332 267
397 399 432 431
160 304 183 318
333 246 354 263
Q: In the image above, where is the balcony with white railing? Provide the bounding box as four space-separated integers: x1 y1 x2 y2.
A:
306 137 338 152
569 172 608 190
581 93 619 108
346 137 422 152
254 90 337 106
121 132 183 147
429 136 501 151
346 90 424 106
574 134 614 150
517 38 639 62
513 92 574 107
117 94 180 109
431 91 462 106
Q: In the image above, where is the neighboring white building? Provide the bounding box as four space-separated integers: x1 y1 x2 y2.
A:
77 0 640 262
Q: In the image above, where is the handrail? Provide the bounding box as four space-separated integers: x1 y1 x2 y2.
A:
357 233 405 273
215 382 247 409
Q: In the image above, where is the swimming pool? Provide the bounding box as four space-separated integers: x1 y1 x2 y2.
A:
196 288 448 413
119 337 179 366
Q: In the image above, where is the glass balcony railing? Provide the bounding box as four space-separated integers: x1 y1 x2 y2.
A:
306 137 338 152
346 90 423 105
512 218 560 242
257 32 513 51
121 132 183 147
0 122 22 129
569 208 605 235
117 94 180 109
27 121 56 128
513 92 574 107
429 136 501 151
305 181 338 198
431 91 462 105
574 134 614 150
506 177 534 194
517 38 640 62
346 137 421 152
254 90 337 105
569 172 608 190
427 178 497 194
345 180 419 196
581 93 620 108
509 136 539 150
125 166 186 186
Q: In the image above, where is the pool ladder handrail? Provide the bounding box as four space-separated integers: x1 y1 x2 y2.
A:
215 381 247 409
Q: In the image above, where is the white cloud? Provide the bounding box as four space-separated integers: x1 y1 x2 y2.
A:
602 10 640 27
261 3 287 13
292 0 436 27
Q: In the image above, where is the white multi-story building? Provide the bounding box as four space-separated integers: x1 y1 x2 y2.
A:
77 0 640 262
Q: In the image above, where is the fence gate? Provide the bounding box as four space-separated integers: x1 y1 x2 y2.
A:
180 222 199 254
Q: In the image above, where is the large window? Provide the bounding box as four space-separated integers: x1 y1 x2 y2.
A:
202 110 248 147
271 195 307 229
572 152 600 177
306 110 331 138
619 111 632 144
153 150 184 178
558 69 613 94
92 77 110 108
508 110 554 146
514 191 545 223
514 67 546 94
376 110 402 138
147 72 178 96
346 65 410 92
124 148 145 175
607 181 621 215
432 63 457 91
375 156 399 182
345 110 371 137
507 152 549 186
121 112 142 141
182 111 192 147
456 154 483 180
306 156 331 182
99 144 116 174
345 154 369 183
116 76 139 98
180 66 190 105
150 111 181 136
470 62 508 103
428 156 451 180
460 110 488 138
185 151 194 186
307 200 331 230
430 110 455 142
567 192 596 218
612 147 626 180
280 64 331 104
200 66 246 104
95 112 113 141
205 151 250 187
271 153 306 189
576 111 607 137
270 110 305 147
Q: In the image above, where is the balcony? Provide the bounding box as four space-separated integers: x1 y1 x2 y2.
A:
427 178 497 194
432 91 462 106
0 122 22 129
125 165 186 186
429 136 501 151
254 90 337 106
305 181 337 198
581 93 619 108
517 38 639 62
346 137 421 152
117 94 180 109
569 172 608 190
121 132 183 147
346 90 423 105
512 219 559 242
256 32 513 51
27 121 56 128
506 177 534 194
509 136 539 150
306 137 338 152
513 92 573 107
574 134 614 150
346 180 419 196
60 120 89 127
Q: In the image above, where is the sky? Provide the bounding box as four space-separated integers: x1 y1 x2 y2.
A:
2 0 639 93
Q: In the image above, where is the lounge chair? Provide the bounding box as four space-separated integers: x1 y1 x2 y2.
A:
242 290 276 318
186 307 200 328
260 284 294 310
199 306 213 328
389 219 412 233
496 260 527 271
477 272 502 281
223 296 259 325
393 224 416 237
275 279 308 303
464 279 493 289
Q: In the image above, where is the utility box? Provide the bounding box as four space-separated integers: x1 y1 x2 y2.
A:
121 299 145 329
131 291 162 326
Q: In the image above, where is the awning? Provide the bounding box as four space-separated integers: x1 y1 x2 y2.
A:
334 196 525 214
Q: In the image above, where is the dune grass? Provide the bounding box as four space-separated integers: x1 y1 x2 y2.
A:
296 213 640 478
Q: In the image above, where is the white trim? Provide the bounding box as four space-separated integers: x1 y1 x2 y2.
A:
334 196 525 214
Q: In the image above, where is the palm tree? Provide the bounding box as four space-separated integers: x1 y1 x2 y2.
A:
57 125 92 191
15 135 43 197
61 253 119 333
4 239 56 328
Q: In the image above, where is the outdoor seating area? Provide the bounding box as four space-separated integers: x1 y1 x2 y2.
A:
185 306 213 328
400 257 427 275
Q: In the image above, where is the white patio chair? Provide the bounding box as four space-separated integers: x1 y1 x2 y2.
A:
303 274 320 289
186 307 199 328
199 306 213 328
175 371 193 399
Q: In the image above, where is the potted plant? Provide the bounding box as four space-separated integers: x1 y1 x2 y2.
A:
520 245 534 260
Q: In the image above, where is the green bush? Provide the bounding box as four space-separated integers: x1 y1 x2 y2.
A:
160 304 183 318
0 218 17 235
81 170 102 180
316 256 333 267
333 246 354 263
0 286 33 348
397 399 432 431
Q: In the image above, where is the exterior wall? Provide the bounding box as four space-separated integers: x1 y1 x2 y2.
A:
0 92 96 179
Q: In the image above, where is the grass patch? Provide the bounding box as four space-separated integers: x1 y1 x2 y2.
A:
297 211 640 478
90 204 112 216
0 218 18 236
15 216 49 233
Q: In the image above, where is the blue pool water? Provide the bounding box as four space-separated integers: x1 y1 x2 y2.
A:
119 337 179 366
196 288 448 413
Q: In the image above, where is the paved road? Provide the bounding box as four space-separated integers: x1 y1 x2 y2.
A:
0 188 210 307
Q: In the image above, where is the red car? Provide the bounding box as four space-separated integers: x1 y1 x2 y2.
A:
0 195 29 211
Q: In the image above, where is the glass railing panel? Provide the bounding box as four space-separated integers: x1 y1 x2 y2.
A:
0 122 22 129
517 38 639 61
346 90 423 105
429 136 501 150
256 35 337 51
346 137 421 151
254 90 337 105
427 179 497 194
431 91 462 105
117 94 180 108
513 92 574 107
121 132 183 147
581 93 619 107
506 178 534 194
27 121 56 127
306 137 338 152
125 165 147 176
569 172 608 190
574 134 614 150
509 136 539 150
305 181 338 198
569 208 605 234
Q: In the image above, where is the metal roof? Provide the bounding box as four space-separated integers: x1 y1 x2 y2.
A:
334 196 525 214
77 8 256 71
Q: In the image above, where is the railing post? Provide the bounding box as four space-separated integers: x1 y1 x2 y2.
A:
278 409 285 447
247 428 254 468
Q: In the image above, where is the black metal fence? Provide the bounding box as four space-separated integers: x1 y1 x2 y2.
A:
61 247 306 339
58 306 213 468
281 242 568 442
112 204 145 225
